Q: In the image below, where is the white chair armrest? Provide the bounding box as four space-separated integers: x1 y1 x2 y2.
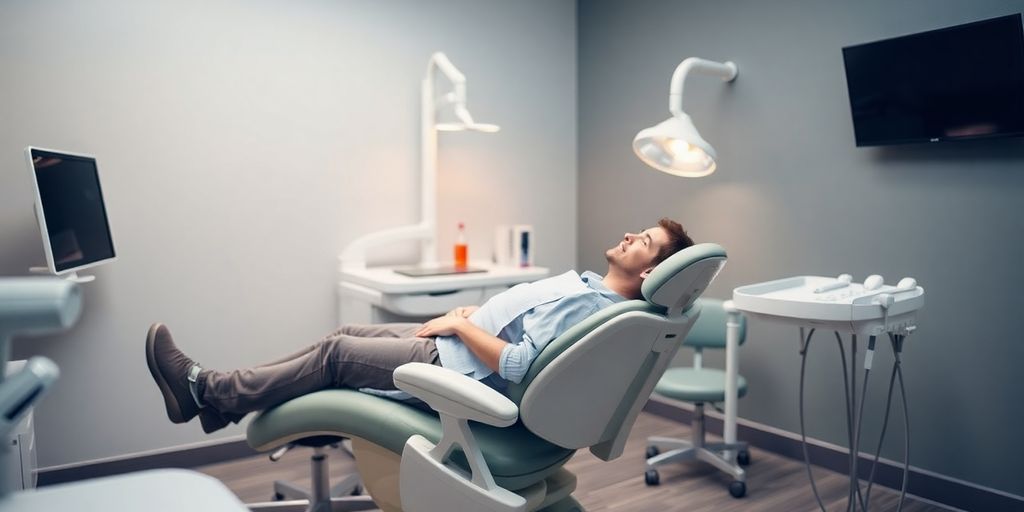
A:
395 363 526 510
394 363 518 427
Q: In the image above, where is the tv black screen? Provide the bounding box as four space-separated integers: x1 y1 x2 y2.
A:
28 148 116 273
842 14 1024 147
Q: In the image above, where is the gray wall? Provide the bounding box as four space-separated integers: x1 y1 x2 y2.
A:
0 0 577 468
579 0 1024 497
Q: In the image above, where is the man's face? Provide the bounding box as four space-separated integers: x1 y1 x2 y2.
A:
605 226 670 276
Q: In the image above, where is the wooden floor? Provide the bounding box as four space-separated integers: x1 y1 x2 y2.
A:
196 412 947 511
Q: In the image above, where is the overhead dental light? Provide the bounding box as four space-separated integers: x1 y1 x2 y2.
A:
340 52 499 270
633 57 737 177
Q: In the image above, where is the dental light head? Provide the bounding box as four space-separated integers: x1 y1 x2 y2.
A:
0 357 59 439
634 114 717 176
633 57 737 178
0 278 82 347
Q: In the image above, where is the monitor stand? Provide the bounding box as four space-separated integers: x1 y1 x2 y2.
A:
28 267 95 283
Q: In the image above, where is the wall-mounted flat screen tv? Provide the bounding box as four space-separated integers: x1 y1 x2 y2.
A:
842 14 1024 147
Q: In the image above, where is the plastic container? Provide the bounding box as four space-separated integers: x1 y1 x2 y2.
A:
454 222 468 269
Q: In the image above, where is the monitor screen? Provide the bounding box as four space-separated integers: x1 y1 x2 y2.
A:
27 148 116 273
842 14 1024 146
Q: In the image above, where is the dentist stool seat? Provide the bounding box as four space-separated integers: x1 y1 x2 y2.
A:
246 243 728 512
644 298 750 498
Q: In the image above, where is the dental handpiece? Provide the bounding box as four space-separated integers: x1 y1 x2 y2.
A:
813 274 853 294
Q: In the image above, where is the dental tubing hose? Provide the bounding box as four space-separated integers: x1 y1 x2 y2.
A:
798 328 912 511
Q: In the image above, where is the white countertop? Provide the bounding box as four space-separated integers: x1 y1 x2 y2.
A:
339 262 549 294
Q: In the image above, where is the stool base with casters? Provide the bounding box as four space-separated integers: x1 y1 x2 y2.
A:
644 403 750 498
246 436 377 512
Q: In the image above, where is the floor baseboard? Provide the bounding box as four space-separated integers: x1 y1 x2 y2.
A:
642 398 1024 512
37 437 259 487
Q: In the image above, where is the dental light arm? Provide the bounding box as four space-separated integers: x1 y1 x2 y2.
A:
668 58 738 116
429 52 466 100
339 52 498 271
0 277 81 496
339 224 434 270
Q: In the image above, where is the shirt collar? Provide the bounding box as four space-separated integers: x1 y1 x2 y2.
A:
581 271 627 303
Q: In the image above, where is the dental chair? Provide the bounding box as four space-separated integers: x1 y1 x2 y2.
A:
245 243 727 512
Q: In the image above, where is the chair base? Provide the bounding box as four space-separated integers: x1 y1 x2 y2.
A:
537 496 585 512
248 496 378 512
271 472 361 502
247 442 378 512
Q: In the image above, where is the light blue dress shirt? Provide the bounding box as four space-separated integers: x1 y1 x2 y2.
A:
359 270 625 400
436 270 626 390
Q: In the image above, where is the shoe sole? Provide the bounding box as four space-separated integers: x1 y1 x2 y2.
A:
198 409 229 434
145 323 187 423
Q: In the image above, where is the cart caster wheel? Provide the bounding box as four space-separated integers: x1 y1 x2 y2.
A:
729 480 746 498
273 493 285 501
645 445 660 459
351 484 362 496
644 469 660 486
737 449 751 466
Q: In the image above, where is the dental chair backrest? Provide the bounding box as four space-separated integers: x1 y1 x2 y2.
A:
505 243 727 461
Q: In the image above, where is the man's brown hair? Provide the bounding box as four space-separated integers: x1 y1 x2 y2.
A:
653 218 694 265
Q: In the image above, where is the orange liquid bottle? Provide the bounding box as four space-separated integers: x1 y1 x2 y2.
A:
454 222 468 269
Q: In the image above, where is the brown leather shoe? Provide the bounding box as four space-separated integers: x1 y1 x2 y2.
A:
198 408 244 434
145 323 202 424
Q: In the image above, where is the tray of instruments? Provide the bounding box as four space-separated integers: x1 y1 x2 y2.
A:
732 276 924 335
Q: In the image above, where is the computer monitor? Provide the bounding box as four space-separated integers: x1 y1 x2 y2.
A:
25 147 116 278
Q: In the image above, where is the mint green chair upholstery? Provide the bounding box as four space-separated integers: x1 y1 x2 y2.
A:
644 298 751 498
246 243 728 512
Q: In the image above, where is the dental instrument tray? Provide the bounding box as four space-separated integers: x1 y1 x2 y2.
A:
732 276 924 335
394 265 488 278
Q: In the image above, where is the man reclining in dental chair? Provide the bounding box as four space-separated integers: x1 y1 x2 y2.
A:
145 218 694 433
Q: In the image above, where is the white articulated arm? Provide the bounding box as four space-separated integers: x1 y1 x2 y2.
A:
339 223 432 270
668 57 738 116
394 363 526 512
429 52 470 115
429 52 467 92
429 52 466 84
339 53 468 272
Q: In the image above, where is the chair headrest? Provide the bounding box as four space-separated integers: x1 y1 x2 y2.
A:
641 243 727 313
